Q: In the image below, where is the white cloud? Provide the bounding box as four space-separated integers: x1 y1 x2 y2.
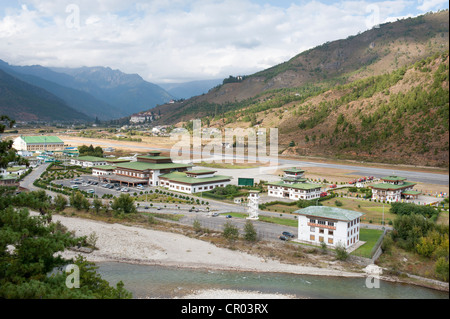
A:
417 0 449 12
0 0 447 83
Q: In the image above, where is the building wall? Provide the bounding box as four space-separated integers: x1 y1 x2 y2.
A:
268 185 321 200
161 180 230 194
71 159 107 168
298 215 361 249
372 187 413 202
12 137 64 152
93 169 113 176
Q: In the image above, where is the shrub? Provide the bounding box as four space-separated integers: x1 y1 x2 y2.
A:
244 221 257 242
335 243 349 261
223 221 239 242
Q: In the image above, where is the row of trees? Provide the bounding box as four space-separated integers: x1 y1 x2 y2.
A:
382 209 449 282
78 144 104 158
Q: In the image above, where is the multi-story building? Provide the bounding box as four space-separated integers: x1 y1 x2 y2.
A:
267 168 322 200
70 156 108 168
369 176 420 202
159 170 232 194
295 206 364 249
103 151 192 187
96 152 232 192
13 136 65 152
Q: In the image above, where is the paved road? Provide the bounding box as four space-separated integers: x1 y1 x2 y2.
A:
61 138 449 186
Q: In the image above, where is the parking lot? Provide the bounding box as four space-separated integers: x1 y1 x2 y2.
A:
55 175 150 198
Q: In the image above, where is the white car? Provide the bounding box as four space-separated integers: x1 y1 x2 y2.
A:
121 188 129 192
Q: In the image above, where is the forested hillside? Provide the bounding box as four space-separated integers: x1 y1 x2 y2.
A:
149 11 449 167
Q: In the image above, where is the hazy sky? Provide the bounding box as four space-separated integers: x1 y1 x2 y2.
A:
0 0 448 83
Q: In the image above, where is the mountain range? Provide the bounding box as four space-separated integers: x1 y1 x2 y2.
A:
0 68 91 122
0 61 174 121
158 79 224 100
148 11 449 167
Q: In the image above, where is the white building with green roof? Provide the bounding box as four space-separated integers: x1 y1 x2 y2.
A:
295 206 364 249
267 168 322 200
369 176 420 203
13 136 65 152
159 170 232 194
70 156 108 168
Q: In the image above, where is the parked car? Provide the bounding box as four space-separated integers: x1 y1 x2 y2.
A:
279 235 289 241
320 192 328 197
226 215 232 219
121 188 129 192
211 213 219 217
282 231 295 238
87 189 95 194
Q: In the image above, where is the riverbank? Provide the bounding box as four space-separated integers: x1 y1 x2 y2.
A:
43 213 448 297
50 213 364 278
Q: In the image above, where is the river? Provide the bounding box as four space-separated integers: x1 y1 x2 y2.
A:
96 262 448 299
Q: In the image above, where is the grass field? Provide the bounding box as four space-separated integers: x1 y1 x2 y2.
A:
261 197 396 225
221 213 298 227
321 197 396 225
351 228 384 258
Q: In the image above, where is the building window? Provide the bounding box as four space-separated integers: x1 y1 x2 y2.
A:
328 222 335 227
329 230 334 236
328 238 334 244
319 237 324 242
319 229 324 234
310 227 315 232
310 235 315 241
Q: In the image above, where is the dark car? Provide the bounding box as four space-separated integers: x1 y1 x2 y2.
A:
282 231 295 238
279 235 289 241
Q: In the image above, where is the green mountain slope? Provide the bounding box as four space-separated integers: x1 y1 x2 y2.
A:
152 11 449 124
0 69 91 122
149 11 449 167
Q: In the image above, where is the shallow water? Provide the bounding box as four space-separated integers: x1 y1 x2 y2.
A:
95 262 449 299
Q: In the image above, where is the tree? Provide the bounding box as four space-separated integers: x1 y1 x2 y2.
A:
223 221 239 242
111 194 136 215
243 220 257 242
335 243 349 261
92 198 103 214
70 192 89 211
54 194 68 212
0 115 28 169
435 257 449 282
0 207 130 298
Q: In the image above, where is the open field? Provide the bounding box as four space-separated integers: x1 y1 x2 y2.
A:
321 197 396 225
351 229 384 258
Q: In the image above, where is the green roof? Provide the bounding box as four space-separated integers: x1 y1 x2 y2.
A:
21 136 64 144
284 168 305 173
75 156 106 162
268 181 321 190
402 190 422 195
295 206 364 221
381 176 407 181
160 172 232 185
138 155 172 160
187 170 217 174
282 177 307 182
116 161 192 171
0 175 17 181
369 181 416 190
